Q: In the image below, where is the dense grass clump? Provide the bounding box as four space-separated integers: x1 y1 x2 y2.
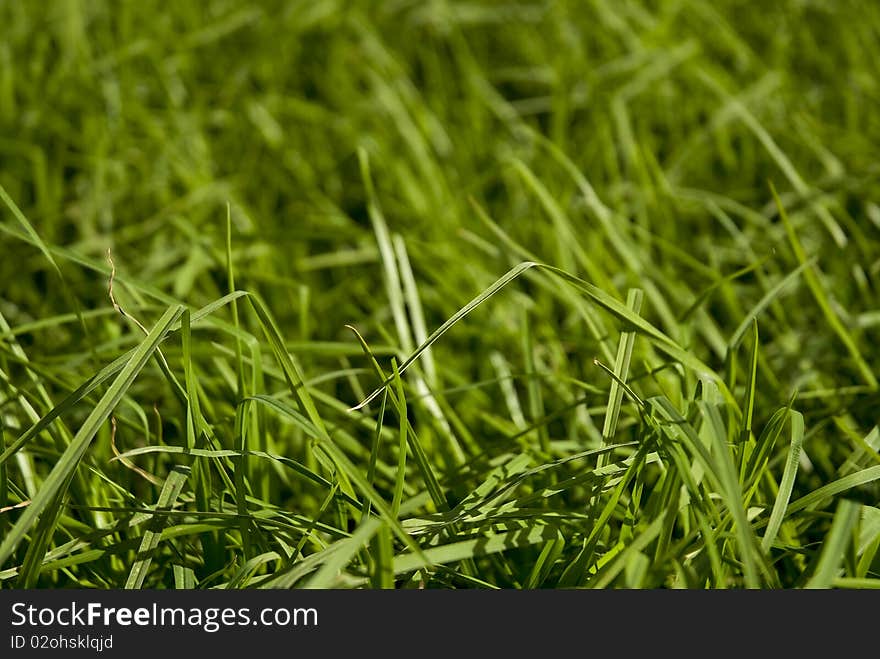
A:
2 0 880 589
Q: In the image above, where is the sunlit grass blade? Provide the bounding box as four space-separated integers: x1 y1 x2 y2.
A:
589 515 666 589
784 466 880 518
524 530 565 589
173 564 197 589
393 525 558 575
598 288 644 468
125 465 190 589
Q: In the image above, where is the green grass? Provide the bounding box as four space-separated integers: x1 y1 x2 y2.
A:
2 0 880 589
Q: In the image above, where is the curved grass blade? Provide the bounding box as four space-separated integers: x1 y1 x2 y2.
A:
224 552 281 589
352 261 732 412
349 260 538 411
346 325 447 512
784 466 880 518
761 410 804 552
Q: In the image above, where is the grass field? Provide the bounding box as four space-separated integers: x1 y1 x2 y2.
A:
2 0 880 589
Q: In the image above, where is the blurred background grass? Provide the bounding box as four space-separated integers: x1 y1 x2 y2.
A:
4 0 879 420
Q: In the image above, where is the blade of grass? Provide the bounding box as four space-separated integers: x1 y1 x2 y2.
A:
173 564 197 589
349 260 537 411
0 292 248 467
805 499 861 589
762 410 804 552
390 359 407 519
0 304 184 567
699 400 764 588
393 525 558 575
234 325 427 560
784 466 880 518
304 517 383 589
125 465 190 589
739 319 759 448
17 477 70 587
589 514 666 588
353 261 733 412
360 390 388 523
371 525 395 588
347 325 447 512
524 530 565 589
598 288 644 468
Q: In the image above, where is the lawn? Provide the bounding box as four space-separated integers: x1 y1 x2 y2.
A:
1 0 880 589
